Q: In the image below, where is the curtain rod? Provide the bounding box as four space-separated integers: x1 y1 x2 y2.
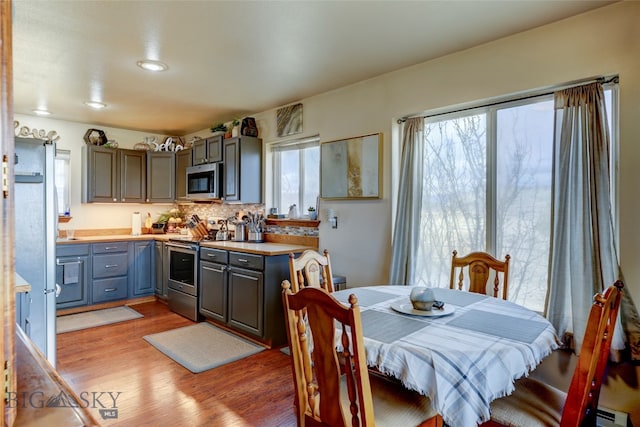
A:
397 75 619 124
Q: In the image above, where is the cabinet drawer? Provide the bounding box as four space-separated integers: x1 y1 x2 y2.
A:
93 253 129 278
57 244 90 257
92 277 128 303
92 241 129 254
229 251 263 270
200 248 228 264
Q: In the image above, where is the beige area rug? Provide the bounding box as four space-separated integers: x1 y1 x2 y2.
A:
143 322 265 373
57 306 143 334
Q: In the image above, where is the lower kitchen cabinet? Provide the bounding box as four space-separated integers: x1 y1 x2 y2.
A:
199 257 227 322
56 244 90 309
56 239 155 309
198 247 291 346
228 266 263 336
132 240 155 297
154 241 169 299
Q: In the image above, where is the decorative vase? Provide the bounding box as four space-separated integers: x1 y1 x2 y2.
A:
232 126 239 137
308 211 317 220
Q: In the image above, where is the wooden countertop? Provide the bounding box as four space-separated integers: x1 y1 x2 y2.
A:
15 272 31 293
56 234 160 244
56 234 312 256
199 241 312 256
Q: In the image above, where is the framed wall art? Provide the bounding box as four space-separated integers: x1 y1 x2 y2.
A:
320 133 382 200
276 103 303 137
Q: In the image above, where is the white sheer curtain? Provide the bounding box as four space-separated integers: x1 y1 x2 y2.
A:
389 118 424 285
547 82 640 359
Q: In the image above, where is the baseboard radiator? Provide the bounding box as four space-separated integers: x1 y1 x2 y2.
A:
597 407 630 427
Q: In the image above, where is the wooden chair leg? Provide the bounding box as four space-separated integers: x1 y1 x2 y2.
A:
418 414 444 427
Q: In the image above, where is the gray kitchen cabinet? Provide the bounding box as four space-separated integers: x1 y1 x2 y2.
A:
146 152 175 202
198 247 290 346
192 135 223 165
199 248 228 322
83 145 117 202
154 241 169 299
175 148 192 200
119 149 146 203
91 241 130 303
56 244 91 309
228 264 263 337
83 145 146 203
223 136 262 203
132 240 155 297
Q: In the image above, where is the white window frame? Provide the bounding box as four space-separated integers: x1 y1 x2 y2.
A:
268 135 320 214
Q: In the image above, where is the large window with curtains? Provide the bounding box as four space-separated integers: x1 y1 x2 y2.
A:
415 84 617 312
270 135 320 215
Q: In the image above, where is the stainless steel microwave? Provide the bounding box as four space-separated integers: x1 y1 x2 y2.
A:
186 163 222 200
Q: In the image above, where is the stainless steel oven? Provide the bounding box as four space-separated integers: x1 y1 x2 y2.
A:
167 240 200 321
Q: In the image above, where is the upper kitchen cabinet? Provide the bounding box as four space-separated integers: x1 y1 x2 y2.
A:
83 145 146 203
119 149 146 203
192 135 223 165
223 136 262 203
146 151 175 202
175 148 192 200
83 145 117 202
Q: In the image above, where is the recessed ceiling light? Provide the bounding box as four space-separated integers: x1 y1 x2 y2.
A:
136 59 168 72
84 101 107 109
32 109 51 116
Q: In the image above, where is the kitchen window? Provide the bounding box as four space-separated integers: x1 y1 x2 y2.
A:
414 83 618 312
269 135 320 216
55 149 71 216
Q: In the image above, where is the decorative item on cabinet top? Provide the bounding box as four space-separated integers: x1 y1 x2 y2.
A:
210 123 227 136
134 136 185 152
14 120 60 141
83 128 108 146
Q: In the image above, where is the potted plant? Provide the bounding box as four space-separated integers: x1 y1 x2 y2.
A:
231 119 240 137
307 206 317 220
210 123 227 136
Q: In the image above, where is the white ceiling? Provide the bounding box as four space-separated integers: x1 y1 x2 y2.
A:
12 0 616 136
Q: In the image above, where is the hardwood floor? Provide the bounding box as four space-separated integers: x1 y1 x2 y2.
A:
56 301 297 426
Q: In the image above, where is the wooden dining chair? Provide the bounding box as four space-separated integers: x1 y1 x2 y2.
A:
482 280 624 427
289 249 335 293
449 250 511 299
281 280 443 427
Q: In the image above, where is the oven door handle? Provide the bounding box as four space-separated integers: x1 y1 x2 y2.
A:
166 242 197 251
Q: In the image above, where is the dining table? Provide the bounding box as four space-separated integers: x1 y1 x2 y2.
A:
331 285 559 427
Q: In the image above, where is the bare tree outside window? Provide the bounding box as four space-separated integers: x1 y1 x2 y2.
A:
416 99 554 312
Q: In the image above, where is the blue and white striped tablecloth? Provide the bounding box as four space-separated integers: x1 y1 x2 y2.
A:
333 285 559 427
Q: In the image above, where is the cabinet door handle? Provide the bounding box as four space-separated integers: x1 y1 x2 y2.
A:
104 264 119 268
104 288 117 292
56 259 82 266
237 258 248 263
104 246 119 250
206 253 217 258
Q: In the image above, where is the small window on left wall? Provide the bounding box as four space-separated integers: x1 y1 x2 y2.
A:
55 149 70 216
